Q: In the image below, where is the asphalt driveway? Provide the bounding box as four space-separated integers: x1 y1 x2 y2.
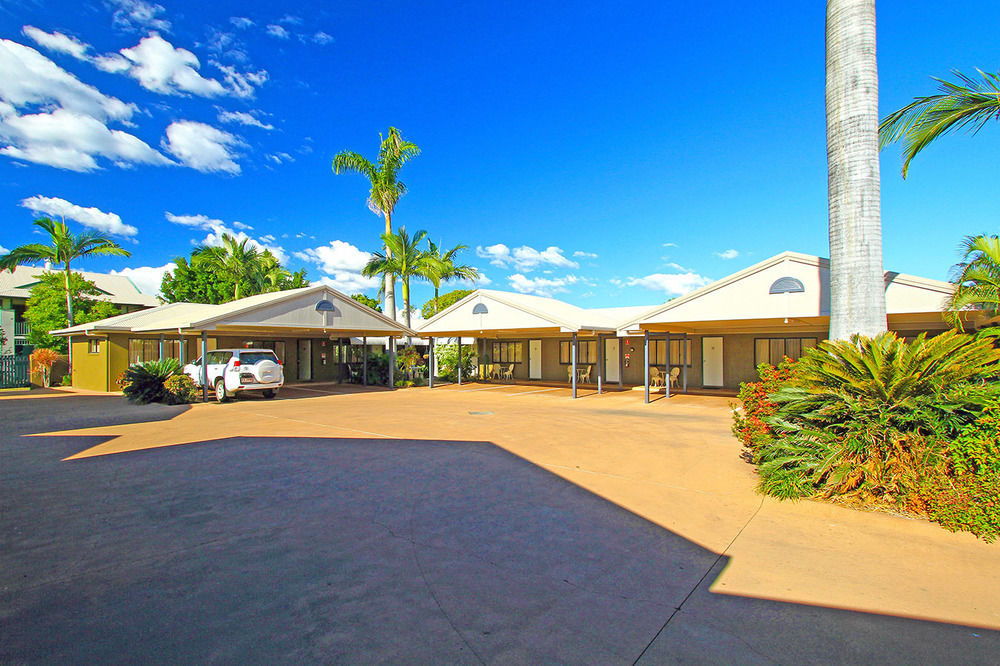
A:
1 388 997 663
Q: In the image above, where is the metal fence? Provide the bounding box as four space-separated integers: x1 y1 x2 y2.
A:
0 355 30 389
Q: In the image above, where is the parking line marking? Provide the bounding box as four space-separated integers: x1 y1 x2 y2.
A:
457 385 511 392
252 412 395 439
508 388 561 397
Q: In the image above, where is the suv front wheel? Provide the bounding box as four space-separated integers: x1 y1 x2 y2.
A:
215 379 231 403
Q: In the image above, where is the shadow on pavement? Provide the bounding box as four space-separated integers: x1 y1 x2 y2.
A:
1 432 996 663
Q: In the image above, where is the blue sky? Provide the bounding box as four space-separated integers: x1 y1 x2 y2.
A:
0 1 998 314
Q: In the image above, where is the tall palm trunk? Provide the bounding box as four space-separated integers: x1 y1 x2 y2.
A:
826 0 887 340
384 213 397 320
64 263 74 375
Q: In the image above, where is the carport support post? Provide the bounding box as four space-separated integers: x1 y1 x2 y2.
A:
644 330 650 404
158 333 165 361
200 331 208 402
618 337 624 391
682 333 688 393
597 334 603 395
362 336 368 386
665 332 671 399
457 340 462 386
337 338 343 384
428 337 434 389
388 338 395 387
571 332 578 399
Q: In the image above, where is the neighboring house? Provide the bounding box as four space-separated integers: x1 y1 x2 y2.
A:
50 284 417 392
420 252 991 396
0 266 159 356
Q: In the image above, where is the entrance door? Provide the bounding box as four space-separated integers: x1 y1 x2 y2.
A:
528 339 542 379
702 336 723 387
297 339 312 381
605 338 620 382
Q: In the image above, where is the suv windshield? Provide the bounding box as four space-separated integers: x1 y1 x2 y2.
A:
239 351 279 365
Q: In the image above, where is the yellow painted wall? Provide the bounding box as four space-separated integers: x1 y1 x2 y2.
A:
107 334 130 391
71 337 109 392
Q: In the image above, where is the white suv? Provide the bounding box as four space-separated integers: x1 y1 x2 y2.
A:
184 348 284 402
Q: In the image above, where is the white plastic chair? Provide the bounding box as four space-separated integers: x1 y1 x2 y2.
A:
503 364 514 381
669 366 680 388
649 366 665 388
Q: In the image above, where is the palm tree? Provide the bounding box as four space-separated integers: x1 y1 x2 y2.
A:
880 70 1000 179
825 0 887 340
362 227 433 330
946 234 1000 329
194 233 266 301
424 239 480 315
0 217 130 328
260 250 291 292
332 127 420 320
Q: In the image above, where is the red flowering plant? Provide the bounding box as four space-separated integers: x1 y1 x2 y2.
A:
732 358 799 459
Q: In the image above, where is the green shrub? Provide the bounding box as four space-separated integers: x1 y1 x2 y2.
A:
434 343 477 382
122 358 181 405
60 374 71 386
737 330 1000 540
163 373 198 404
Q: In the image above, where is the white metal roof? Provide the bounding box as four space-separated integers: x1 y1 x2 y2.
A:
0 265 159 307
51 284 418 337
418 289 659 336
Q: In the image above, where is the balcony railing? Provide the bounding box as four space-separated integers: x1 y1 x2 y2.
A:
14 321 30 338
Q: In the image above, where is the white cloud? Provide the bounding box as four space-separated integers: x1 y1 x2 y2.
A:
573 250 598 259
162 120 241 173
266 25 290 39
475 243 578 272
624 272 711 296
317 274 379 294
116 34 226 96
278 15 303 25
165 212 285 262
0 244 8 254
110 262 174 296
0 107 172 171
663 242 678 248
266 152 293 164
230 17 253 30
294 240 372 274
715 249 739 260
22 26 90 60
313 32 334 45
0 39 135 121
508 273 579 297
217 109 273 130
20 195 138 237
213 63 267 98
295 240 377 294
108 0 171 32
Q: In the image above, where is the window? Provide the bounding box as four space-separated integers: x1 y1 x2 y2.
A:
648 338 693 366
88 339 100 354
754 337 818 366
242 340 286 362
206 351 234 365
559 340 597 364
128 338 181 363
492 341 523 363
238 351 279 365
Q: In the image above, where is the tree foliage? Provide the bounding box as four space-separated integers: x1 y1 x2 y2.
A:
350 293 382 312
879 69 1000 178
424 239 479 313
362 227 434 329
160 236 308 304
947 234 1000 328
24 272 121 352
421 289 473 320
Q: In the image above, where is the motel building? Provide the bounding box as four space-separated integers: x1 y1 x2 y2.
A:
56 252 993 400
419 252 993 400
52 285 417 393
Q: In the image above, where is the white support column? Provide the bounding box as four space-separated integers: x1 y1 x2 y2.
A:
158 333 165 361
200 331 208 402
665 332 671 400
618 338 624 391
362 336 368 386
388 338 395 387
457 339 462 386
428 337 434 389
644 330 650 404
597 335 603 395
683 333 688 393
571 332 578 399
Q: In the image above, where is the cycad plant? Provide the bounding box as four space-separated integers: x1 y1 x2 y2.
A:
947 234 1000 329
122 358 182 405
753 331 1000 503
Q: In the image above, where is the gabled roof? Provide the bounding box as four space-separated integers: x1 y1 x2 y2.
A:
50 284 418 337
0 265 159 307
419 289 658 335
618 251 956 330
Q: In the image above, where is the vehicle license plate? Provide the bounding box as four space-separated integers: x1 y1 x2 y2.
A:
240 374 254 384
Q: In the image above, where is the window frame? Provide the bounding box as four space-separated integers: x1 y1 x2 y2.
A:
559 339 598 365
88 338 100 354
754 337 818 366
491 341 523 364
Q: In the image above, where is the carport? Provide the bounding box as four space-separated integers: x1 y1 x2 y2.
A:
418 290 653 398
52 285 418 397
